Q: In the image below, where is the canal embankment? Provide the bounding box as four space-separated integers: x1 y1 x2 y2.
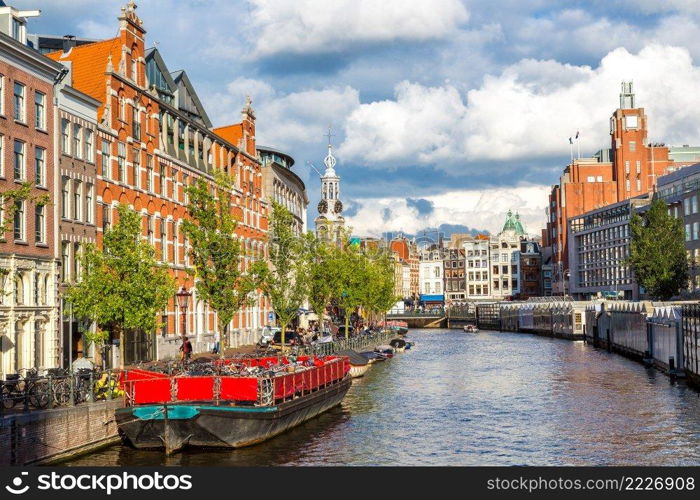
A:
0 329 400 466
462 299 700 387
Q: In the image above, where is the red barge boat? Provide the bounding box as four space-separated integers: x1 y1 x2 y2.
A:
116 355 351 454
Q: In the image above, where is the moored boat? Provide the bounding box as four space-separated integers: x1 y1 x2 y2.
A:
389 338 407 352
116 355 351 454
383 320 409 336
375 345 395 358
463 324 479 333
359 351 386 363
337 349 371 378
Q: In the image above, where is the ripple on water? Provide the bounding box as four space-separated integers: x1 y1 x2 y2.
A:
60 330 700 466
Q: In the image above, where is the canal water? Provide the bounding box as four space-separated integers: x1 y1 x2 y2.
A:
62 329 700 466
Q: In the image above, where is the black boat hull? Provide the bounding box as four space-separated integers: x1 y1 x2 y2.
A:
116 377 351 452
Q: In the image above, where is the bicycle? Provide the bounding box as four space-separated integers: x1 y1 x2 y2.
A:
1 369 50 410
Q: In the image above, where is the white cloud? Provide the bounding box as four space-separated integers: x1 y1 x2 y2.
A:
346 185 550 238
203 78 360 169
341 44 700 170
250 0 469 56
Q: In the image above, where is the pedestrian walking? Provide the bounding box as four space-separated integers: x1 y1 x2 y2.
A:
180 336 192 367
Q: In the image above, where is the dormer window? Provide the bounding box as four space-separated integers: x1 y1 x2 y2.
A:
12 17 22 42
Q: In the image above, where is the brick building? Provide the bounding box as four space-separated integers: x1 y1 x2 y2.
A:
543 82 700 295
0 4 64 377
55 65 100 366
390 236 419 300
46 2 270 364
443 247 465 305
517 239 543 299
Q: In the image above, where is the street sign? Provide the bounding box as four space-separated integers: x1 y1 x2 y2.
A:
268 312 275 322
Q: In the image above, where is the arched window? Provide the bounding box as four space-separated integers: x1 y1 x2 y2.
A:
14 274 24 305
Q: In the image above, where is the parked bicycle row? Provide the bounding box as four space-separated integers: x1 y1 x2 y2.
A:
0 368 123 413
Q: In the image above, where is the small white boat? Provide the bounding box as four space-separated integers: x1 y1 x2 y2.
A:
349 364 370 378
463 324 479 333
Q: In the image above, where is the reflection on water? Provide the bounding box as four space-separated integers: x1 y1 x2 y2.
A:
61 330 700 466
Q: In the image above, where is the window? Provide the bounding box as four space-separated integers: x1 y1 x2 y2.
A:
61 119 70 154
160 164 166 195
147 215 154 245
0 74 4 115
117 142 126 183
694 222 699 241
160 218 167 261
0 134 4 177
11 17 22 42
435 282 441 293
625 179 630 192
35 204 45 243
685 198 690 216
84 129 94 162
34 147 45 186
587 176 595 182
147 155 153 192
61 176 70 218
13 140 24 180
34 91 45 129
132 149 141 189
73 243 81 281
102 203 111 232
636 160 641 174
85 183 94 223
73 124 82 159
61 241 70 282
13 200 24 240
597 175 603 182
73 180 81 220
693 196 698 214
686 224 691 242
132 106 141 140
624 160 630 174
101 139 110 179
629 141 636 152
13 82 24 122
636 178 641 191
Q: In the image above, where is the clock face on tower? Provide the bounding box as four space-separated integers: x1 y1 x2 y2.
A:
333 200 343 214
318 199 328 214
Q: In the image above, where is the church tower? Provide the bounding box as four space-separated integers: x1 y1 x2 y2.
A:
314 129 345 242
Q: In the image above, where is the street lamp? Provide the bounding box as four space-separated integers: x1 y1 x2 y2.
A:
176 286 191 339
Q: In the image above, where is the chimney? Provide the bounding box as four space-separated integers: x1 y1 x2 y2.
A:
62 35 76 53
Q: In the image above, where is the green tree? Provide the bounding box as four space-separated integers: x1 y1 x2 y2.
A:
361 248 398 323
182 172 257 355
628 198 689 300
335 239 368 338
258 201 309 348
65 205 176 367
305 232 343 328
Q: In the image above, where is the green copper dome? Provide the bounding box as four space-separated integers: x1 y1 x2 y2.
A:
502 210 526 236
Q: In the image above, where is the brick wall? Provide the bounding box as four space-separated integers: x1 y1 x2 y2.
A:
0 398 123 465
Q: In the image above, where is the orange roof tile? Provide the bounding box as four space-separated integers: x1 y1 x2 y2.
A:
213 124 243 145
47 38 121 103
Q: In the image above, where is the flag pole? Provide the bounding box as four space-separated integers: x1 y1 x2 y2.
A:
569 138 573 163
576 130 581 159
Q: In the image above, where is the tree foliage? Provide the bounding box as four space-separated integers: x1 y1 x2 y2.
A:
182 171 257 353
64 205 176 365
628 198 689 300
305 232 343 326
257 201 309 346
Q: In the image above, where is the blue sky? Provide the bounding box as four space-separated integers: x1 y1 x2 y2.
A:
17 0 700 236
